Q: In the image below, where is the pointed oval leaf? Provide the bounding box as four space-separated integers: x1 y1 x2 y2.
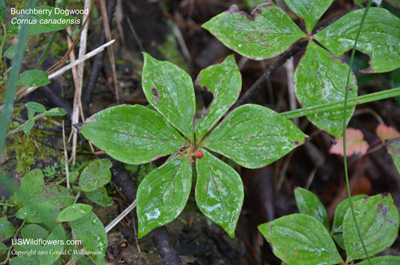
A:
16 203 60 230
294 187 329 230
33 185 74 210
71 212 107 263
142 53 195 141
137 157 192 238
343 194 400 261
45 107 67 116
15 169 44 207
57 204 93 222
26 102 46 118
386 138 400 174
85 186 113 207
357 256 400 265
285 0 333 34
195 150 244 237
39 224 65 265
0 217 15 240
331 194 367 234
18 70 50 87
79 159 112 192
294 41 357 139
81 104 185 164
21 224 48 240
202 4 306 60
258 214 343 265
9 6 74 35
203 104 308 169
4 43 29 59
195 55 241 139
314 8 400 73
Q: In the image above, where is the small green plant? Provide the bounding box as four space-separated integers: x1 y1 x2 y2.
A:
78 0 400 242
79 53 308 238
203 1 400 138
0 159 113 265
258 188 400 264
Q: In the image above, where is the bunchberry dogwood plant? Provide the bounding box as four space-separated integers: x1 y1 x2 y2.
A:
79 53 308 238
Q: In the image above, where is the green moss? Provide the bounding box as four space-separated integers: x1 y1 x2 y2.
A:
5 104 60 175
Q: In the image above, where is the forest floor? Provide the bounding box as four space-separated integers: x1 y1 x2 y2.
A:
2 0 400 264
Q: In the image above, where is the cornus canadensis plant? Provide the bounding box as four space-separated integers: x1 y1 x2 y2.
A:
203 1 400 138
79 53 308 238
203 1 400 264
257 188 400 265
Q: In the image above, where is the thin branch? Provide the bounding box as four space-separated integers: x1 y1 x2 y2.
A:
232 41 308 110
16 40 116 99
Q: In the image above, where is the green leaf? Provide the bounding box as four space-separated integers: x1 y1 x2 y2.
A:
45 107 67 116
0 217 15 240
57 204 93 222
357 256 400 265
10 257 39 265
195 55 241 139
285 0 333 33
4 43 29 59
39 224 65 265
15 169 44 207
79 159 112 192
202 4 306 60
137 157 192 238
81 104 185 165
12 225 47 262
33 185 74 209
23 119 35 136
18 70 50 87
386 138 400 175
142 53 195 141
343 194 400 261
21 224 48 240
86 186 113 207
314 8 400 73
294 187 329 230
331 194 367 234
70 212 107 263
203 104 308 168
258 214 343 265
9 6 74 35
195 150 244 237
16 203 60 230
0 241 7 256
26 102 46 119
0 0 5 23
293 41 357 139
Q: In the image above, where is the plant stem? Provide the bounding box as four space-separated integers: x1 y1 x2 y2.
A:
0 202 14 207
73 191 81 204
0 23 7 64
3 220 26 264
342 1 373 264
281 87 400 120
